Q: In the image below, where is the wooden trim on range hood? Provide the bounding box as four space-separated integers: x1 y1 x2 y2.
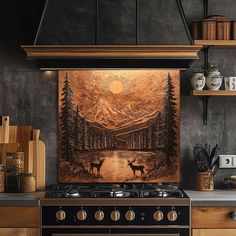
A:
22 45 201 59
21 45 202 69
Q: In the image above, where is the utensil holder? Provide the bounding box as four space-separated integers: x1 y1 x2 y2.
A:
196 171 214 191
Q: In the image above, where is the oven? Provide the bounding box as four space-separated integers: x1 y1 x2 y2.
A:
41 198 190 236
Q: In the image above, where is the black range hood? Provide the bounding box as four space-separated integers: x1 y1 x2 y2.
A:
22 0 202 70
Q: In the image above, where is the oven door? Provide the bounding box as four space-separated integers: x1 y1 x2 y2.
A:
42 227 189 236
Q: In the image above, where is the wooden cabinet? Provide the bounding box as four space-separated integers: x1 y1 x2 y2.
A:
193 229 236 236
192 207 236 236
0 207 40 236
0 228 39 236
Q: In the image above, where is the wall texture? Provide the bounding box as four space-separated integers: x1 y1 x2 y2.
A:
1 0 236 188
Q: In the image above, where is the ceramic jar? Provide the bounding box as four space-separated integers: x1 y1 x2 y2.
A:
206 65 223 90
191 70 206 90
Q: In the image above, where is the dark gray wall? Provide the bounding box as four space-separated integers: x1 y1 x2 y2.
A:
1 0 236 188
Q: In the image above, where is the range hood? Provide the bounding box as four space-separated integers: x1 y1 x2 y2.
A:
22 0 202 70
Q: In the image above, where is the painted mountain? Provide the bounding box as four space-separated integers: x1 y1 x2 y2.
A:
58 70 180 183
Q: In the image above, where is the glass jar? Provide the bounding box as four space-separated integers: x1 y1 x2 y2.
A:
6 152 24 173
0 164 5 192
6 172 20 193
20 173 36 193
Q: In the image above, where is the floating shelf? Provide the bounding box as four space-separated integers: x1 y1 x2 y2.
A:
195 40 236 48
190 90 236 96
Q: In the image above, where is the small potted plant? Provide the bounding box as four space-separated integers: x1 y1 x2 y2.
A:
193 144 220 191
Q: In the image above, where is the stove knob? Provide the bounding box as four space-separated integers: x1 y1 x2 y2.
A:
56 210 66 221
110 210 120 221
95 210 105 221
167 210 178 222
153 210 164 221
125 210 135 221
77 210 87 221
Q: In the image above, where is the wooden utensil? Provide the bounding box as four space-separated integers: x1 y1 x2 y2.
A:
0 143 19 165
29 129 46 190
0 116 10 143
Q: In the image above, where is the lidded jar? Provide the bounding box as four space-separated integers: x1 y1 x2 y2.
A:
6 171 20 193
207 64 221 77
6 152 24 173
206 65 223 90
191 69 206 90
20 173 36 193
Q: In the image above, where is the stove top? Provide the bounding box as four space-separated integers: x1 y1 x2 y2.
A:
46 183 186 198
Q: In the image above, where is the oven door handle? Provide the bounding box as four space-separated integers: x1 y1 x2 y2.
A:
111 234 179 236
52 234 180 236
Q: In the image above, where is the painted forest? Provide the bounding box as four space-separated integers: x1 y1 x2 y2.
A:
58 70 180 183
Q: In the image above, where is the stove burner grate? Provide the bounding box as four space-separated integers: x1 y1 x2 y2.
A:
46 183 185 198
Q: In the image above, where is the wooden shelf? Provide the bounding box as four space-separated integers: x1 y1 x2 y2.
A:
195 40 236 48
190 90 236 96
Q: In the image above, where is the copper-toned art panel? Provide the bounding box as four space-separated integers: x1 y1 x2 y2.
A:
58 70 180 183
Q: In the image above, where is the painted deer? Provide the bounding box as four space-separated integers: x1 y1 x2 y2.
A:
89 158 105 176
127 159 145 177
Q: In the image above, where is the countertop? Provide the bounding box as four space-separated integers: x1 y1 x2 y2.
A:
0 191 45 206
185 189 236 206
0 190 236 207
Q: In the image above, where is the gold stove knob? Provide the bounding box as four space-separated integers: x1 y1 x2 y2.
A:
167 210 178 222
125 210 135 221
95 210 105 221
110 210 120 221
56 210 66 221
77 210 87 221
153 210 164 221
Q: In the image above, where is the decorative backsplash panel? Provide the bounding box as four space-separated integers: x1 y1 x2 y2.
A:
58 70 180 183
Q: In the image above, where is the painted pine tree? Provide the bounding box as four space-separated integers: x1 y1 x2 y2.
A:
73 105 84 153
163 73 178 162
60 72 76 163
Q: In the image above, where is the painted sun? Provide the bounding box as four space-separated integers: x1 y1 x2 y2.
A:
109 80 124 94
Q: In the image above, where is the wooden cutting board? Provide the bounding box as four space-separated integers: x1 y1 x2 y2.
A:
16 126 32 172
0 116 32 171
29 129 46 190
0 143 19 165
0 116 10 143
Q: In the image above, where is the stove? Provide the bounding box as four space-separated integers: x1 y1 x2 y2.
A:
46 183 186 198
41 183 190 236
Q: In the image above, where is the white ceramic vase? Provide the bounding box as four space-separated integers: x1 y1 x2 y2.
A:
206 65 222 90
191 72 206 90
206 74 223 90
